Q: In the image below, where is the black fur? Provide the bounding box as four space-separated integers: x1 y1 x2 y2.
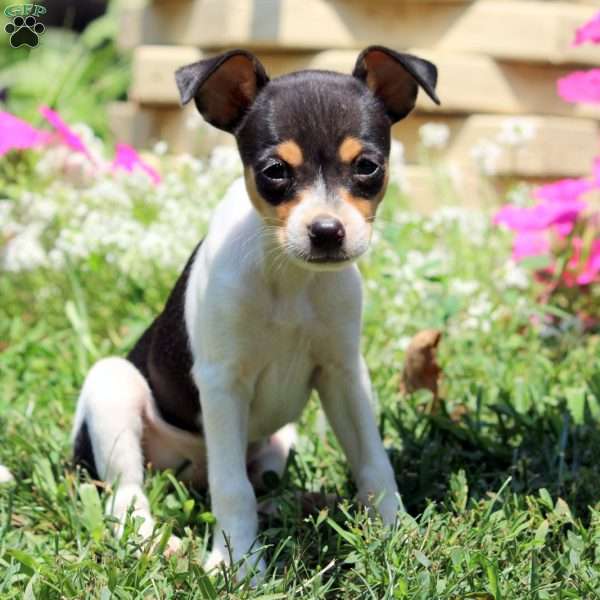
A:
127 242 203 434
238 70 390 205
176 46 440 215
73 421 99 480
73 242 204 477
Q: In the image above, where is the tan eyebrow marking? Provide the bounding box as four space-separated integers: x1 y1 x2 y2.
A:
338 136 363 163
244 167 301 225
276 140 303 167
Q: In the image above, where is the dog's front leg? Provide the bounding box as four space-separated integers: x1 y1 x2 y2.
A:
193 363 264 580
317 355 400 525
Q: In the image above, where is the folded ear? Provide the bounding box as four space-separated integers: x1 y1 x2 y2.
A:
353 46 440 123
175 50 269 133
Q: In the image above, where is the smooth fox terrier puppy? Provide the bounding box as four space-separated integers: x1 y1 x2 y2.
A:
72 45 439 578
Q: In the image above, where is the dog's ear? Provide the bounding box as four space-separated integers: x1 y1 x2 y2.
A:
175 50 269 133
353 46 440 123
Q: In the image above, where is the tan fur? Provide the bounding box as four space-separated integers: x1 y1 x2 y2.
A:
338 136 363 164
340 190 375 221
244 167 301 229
276 140 303 167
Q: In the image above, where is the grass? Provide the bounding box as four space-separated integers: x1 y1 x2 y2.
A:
1 179 600 599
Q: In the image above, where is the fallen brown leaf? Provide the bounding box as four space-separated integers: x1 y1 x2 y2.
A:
400 329 443 413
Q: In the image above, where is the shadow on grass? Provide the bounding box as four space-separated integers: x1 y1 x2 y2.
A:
385 372 600 521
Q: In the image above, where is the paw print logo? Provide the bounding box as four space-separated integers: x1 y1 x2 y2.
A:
5 15 45 48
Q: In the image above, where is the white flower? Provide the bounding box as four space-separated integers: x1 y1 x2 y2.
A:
70 123 106 164
470 295 493 317
209 145 242 174
153 140 169 156
63 153 97 186
1 223 47 271
397 336 413 352
470 139 502 176
419 122 450 149
428 206 489 246
174 153 204 173
450 279 480 296
505 183 534 208
497 117 537 147
503 260 530 289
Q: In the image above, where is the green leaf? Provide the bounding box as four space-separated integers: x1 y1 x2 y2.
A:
415 550 431 568
7 549 38 576
449 469 469 512
533 520 549 548
326 518 359 546
538 488 553 510
79 483 105 542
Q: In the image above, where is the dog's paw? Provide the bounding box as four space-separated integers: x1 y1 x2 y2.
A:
378 493 403 527
162 534 183 558
205 547 266 585
357 486 403 527
204 547 227 572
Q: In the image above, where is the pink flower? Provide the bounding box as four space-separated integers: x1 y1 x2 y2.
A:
557 69 600 104
513 231 550 261
0 111 51 156
494 200 585 232
573 11 600 46
554 222 575 238
534 178 591 203
575 239 600 285
112 143 161 184
39 105 94 160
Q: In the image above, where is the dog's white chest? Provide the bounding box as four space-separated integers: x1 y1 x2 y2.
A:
248 316 314 440
185 184 362 444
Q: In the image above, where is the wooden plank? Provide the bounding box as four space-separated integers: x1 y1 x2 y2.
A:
107 101 154 147
436 1 600 64
130 0 600 65
446 114 599 177
116 9 143 50
399 165 497 214
108 102 233 154
393 115 466 163
129 45 600 119
130 46 201 104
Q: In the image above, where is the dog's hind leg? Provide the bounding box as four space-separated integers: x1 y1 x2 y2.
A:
72 357 180 555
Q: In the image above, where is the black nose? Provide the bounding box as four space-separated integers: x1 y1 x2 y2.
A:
308 216 345 251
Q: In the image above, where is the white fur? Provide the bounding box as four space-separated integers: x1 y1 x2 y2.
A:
185 179 399 575
285 177 371 265
74 177 399 578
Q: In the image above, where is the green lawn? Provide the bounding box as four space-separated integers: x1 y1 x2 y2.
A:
1 162 600 598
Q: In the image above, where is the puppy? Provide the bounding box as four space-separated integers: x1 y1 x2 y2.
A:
72 46 439 578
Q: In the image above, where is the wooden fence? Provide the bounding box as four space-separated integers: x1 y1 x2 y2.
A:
110 0 600 208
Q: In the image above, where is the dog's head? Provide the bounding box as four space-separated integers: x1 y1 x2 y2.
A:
176 47 439 270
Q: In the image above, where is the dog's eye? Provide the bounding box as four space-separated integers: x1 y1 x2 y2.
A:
354 158 380 177
262 161 290 181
